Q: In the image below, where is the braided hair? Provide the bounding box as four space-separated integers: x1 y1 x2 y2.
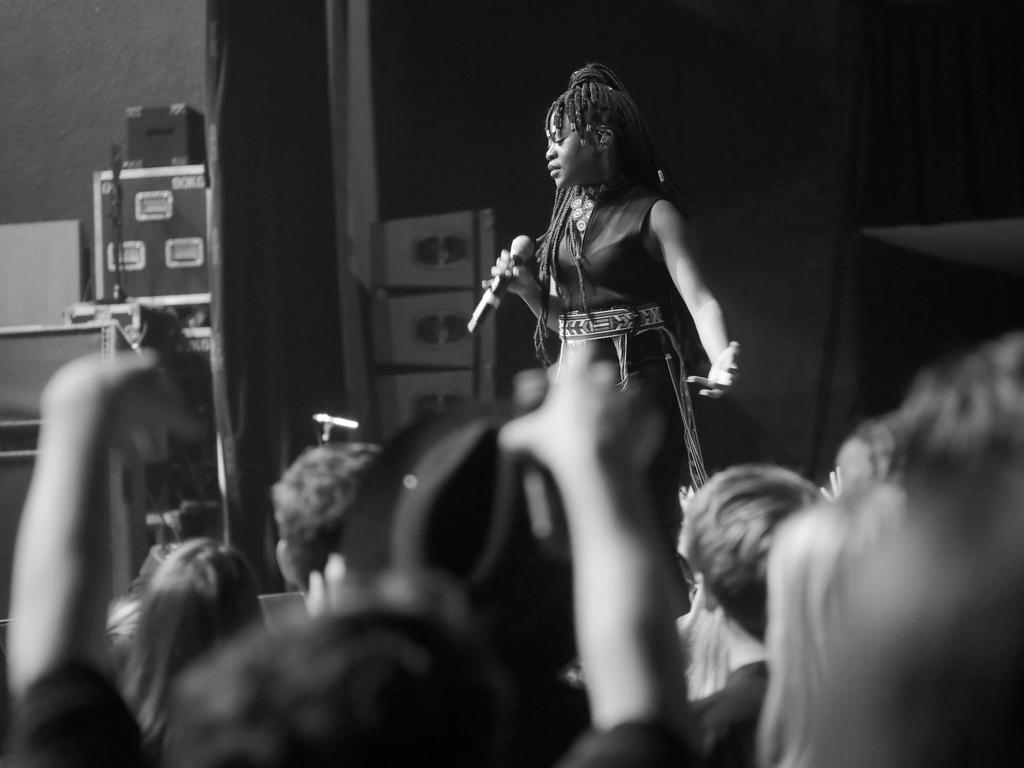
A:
533 62 681 363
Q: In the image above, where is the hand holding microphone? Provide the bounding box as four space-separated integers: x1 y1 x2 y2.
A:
467 235 535 333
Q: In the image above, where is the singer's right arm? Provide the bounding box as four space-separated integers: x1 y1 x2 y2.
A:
493 246 564 331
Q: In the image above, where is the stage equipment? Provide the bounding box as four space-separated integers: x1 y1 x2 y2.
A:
65 294 212 351
312 413 360 444
370 209 495 289
373 370 476 440
93 164 209 300
368 208 497 439
371 290 481 369
125 104 206 169
0 220 82 327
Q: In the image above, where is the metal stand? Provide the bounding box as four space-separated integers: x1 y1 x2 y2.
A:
107 143 128 303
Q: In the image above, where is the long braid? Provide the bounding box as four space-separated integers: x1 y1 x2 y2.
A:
534 188 571 363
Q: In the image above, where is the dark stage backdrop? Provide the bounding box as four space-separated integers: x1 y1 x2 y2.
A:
851 0 1024 228
846 0 1024 415
206 1 347 588
369 0 852 476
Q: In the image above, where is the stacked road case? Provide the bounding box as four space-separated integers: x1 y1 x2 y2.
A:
93 163 209 302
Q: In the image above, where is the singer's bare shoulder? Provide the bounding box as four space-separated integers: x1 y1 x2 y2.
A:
648 200 689 244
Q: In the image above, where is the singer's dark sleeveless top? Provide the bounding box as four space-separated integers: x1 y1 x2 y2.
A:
555 182 670 312
551 180 707 539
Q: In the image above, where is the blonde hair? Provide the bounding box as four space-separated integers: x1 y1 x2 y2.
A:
758 484 906 768
677 581 730 699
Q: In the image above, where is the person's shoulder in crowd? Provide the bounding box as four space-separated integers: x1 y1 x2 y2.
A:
691 659 768 767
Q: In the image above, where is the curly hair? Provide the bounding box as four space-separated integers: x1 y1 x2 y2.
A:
899 332 1024 485
272 443 381 588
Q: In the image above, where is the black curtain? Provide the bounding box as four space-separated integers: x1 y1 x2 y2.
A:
851 0 1024 227
206 1 347 588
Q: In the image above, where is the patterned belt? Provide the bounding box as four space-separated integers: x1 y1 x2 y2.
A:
559 303 664 341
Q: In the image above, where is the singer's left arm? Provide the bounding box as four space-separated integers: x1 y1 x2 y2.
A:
650 201 738 397
650 201 730 360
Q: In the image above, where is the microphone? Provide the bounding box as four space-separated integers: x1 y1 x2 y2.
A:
467 235 535 333
312 412 360 444
312 413 359 430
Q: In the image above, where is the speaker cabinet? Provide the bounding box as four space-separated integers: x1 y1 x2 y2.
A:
371 209 495 290
371 290 480 368
374 370 477 439
0 322 131 422
368 209 499 440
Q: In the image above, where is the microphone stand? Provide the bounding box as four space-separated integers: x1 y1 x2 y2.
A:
107 142 128 303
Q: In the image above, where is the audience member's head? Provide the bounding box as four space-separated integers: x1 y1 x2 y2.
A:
165 570 512 768
121 537 261 762
272 442 380 591
811 492 1024 767
898 331 1024 522
107 543 177 676
759 483 906 768
834 411 904 492
684 464 818 643
807 331 1024 767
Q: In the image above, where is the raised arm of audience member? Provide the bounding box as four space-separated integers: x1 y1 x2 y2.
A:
8 352 194 698
500 353 693 763
5 353 196 768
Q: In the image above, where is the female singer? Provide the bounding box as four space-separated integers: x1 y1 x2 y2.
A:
494 62 739 549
